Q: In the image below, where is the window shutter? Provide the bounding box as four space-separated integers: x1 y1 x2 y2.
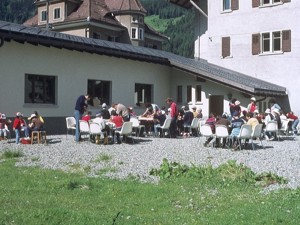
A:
231 0 239 10
252 0 260 8
252 33 260 55
282 30 291 52
222 37 230 58
282 0 291 3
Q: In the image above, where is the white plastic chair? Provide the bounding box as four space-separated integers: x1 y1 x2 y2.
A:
89 122 106 144
66 117 76 138
79 120 90 141
279 119 289 138
184 118 199 136
265 121 279 141
236 124 252 150
250 124 264 150
115 122 134 144
200 124 214 146
215 125 229 147
130 117 145 137
156 118 171 138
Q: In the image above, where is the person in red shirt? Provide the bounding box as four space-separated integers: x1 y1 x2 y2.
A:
110 110 124 143
286 111 299 135
13 112 29 144
166 97 178 138
81 111 92 122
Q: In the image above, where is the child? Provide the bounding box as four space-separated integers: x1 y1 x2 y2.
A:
0 113 8 140
13 112 29 144
82 111 92 122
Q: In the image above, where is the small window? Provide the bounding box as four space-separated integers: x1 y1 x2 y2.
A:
132 16 138 23
223 0 231 10
262 31 281 53
139 28 144 40
54 8 60 20
187 85 192 103
196 85 202 102
41 10 47 22
135 83 152 105
108 36 120 42
177 85 182 103
87 80 111 106
93 33 101 39
131 28 138 39
25 74 56 104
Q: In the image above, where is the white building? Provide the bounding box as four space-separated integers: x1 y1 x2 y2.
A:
0 21 286 134
170 0 298 115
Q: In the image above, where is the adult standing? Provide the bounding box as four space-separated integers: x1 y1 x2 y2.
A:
166 97 178 138
247 97 258 113
74 94 91 142
114 103 130 122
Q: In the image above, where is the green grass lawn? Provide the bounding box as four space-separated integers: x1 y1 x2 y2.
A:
0 151 299 225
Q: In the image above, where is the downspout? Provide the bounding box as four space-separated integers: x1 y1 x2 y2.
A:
86 0 92 38
46 0 50 31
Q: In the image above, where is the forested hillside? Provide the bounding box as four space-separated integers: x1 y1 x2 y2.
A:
0 0 194 57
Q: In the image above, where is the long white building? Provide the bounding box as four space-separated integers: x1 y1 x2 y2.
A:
170 0 299 115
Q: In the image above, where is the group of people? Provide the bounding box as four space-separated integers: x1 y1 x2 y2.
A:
1 111 45 144
204 97 299 150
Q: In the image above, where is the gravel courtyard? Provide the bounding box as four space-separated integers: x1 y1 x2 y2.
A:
1 134 299 189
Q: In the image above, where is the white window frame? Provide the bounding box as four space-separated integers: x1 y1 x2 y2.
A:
131 16 138 23
53 7 61 20
134 83 152 105
131 28 138 40
260 0 282 7
261 31 282 54
41 10 47 22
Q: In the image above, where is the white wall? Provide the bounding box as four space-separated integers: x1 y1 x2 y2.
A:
196 0 300 115
0 40 171 118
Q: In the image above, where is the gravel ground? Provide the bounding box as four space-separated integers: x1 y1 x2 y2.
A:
1 134 299 190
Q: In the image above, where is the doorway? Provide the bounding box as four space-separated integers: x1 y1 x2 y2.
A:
209 95 224 116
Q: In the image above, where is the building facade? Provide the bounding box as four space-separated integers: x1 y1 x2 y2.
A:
24 0 168 50
170 0 298 115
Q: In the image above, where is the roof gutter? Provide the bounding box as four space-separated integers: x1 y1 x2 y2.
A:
189 0 207 18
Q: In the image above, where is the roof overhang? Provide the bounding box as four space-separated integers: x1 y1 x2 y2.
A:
168 0 193 9
0 21 287 97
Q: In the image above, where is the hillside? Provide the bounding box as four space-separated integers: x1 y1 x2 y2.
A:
0 0 194 57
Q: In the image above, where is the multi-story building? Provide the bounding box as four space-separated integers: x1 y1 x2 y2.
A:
24 0 168 50
170 0 299 115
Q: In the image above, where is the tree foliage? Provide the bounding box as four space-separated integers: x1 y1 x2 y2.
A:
0 0 35 24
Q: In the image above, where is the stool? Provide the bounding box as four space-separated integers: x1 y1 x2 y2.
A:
31 131 47 144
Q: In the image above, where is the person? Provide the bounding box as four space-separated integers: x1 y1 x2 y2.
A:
92 112 110 144
191 106 198 118
0 113 9 140
204 113 216 147
195 108 203 119
13 112 28 144
166 97 178 138
240 110 248 123
128 106 137 118
114 103 130 122
153 110 166 137
269 98 281 112
232 100 241 116
246 112 259 130
26 113 44 137
247 97 258 113
183 106 194 137
229 111 245 150
215 113 231 147
81 111 92 122
74 94 91 142
286 111 299 135
99 103 111 120
110 110 124 143
176 107 185 136
33 111 44 124
229 98 237 116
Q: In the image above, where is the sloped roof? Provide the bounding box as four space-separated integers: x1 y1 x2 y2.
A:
0 21 286 96
105 0 147 14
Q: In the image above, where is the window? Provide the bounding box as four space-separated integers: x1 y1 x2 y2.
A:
108 36 120 42
93 33 101 39
139 28 144 40
132 16 138 23
87 80 111 106
41 10 47 22
253 0 290 7
252 30 291 55
25 74 56 104
222 36 231 58
177 85 182 103
131 28 138 39
187 85 192 103
139 16 144 24
196 85 202 102
54 8 61 20
135 83 152 106
223 0 239 11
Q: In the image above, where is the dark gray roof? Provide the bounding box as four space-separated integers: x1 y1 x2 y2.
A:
0 20 286 96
